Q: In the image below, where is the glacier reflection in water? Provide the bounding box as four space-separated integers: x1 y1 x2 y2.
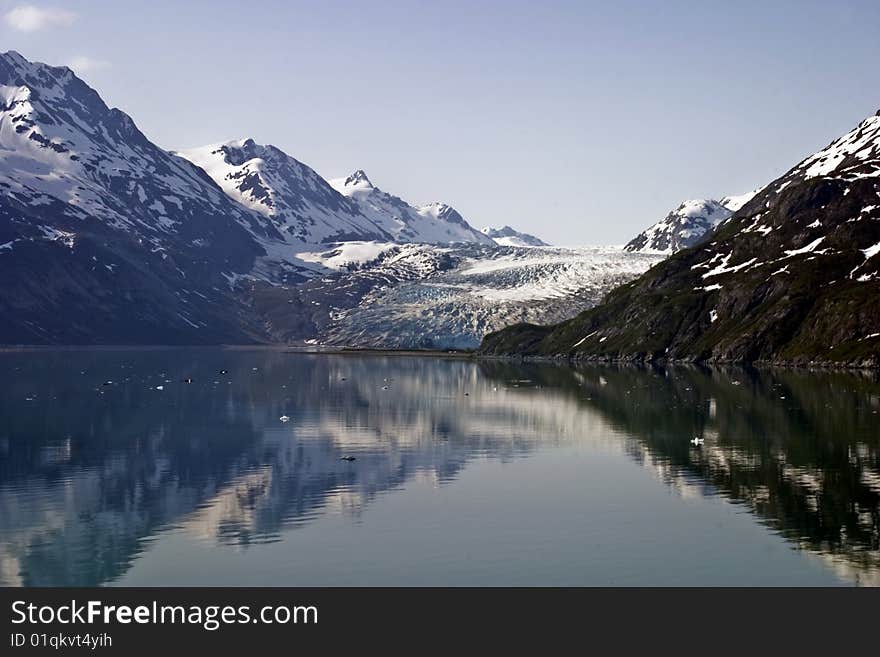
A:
0 349 877 586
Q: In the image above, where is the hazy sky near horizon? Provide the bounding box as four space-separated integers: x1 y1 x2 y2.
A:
2 0 879 244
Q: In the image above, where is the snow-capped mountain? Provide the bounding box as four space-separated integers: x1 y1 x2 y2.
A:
0 52 263 243
329 170 494 245
0 50 267 343
481 225 549 247
178 139 391 246
481 110 880 366
625 191 762 254
624 199 732 254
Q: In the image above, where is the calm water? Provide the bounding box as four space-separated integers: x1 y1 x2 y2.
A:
0 349 878 586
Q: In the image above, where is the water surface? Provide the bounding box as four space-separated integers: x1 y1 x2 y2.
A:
0 349 877 586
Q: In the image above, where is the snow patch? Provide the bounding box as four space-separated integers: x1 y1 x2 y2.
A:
702 252 758 278
296 241 399 271
573 331 598 348
784 236 825 257
799 114 880 179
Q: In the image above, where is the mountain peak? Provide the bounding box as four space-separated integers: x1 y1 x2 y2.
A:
0 50 34 71
1 49 73 81
792 110 880 181
176 139 392 244
481 225 550 247
625 198 732 254
2 50 27 63
215 138 267 165
482 225 516 235
418 202 466 225
344 169 373 188
327 174 492 244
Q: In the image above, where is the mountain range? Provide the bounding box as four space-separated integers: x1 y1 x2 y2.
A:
327 169 494 245
4 49 877 363
480 111 880 366
0 50 571 345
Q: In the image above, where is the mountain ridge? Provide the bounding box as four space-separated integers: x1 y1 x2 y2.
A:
0 50 269 343
177 139 392 246
479 110 880 367
329 170 494 245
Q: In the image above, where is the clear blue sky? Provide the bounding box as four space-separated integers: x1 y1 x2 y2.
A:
3 0 879 244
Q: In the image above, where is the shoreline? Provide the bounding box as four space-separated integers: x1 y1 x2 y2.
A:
475 352 880 373
1 343 877 371
0 344 474 357
297 347 475 359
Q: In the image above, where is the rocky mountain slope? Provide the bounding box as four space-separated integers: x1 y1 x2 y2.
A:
480 111 880 366
481 225 549 247
178 140 391 242
0 50 268 343
625 191 761 254
181 142 496 256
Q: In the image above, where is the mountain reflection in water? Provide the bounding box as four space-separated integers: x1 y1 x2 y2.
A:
0 349 877 586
